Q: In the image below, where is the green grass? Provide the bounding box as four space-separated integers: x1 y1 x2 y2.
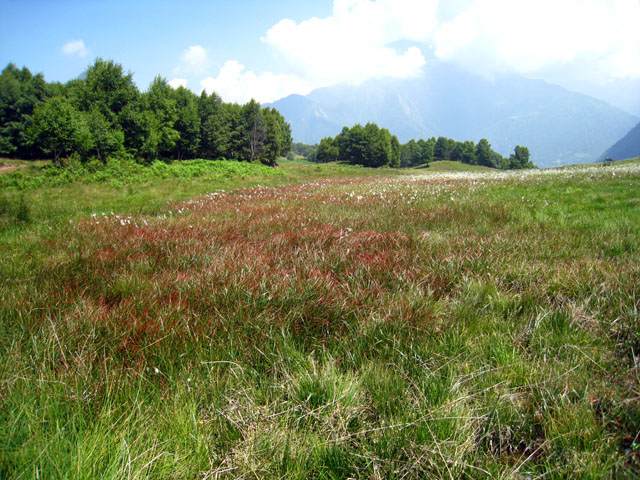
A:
414 160 496 172
1 159 639 478
558 156 640 169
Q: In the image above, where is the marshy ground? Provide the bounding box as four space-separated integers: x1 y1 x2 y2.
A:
1 160 639 478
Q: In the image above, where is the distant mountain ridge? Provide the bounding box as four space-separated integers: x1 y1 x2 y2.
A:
269 62 638 167
599 121 640 162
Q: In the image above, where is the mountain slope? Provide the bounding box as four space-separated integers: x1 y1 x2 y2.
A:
271 63 638 167
599 121 640 162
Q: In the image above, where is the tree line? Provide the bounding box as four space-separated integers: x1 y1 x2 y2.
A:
0 60 292 166
298 123 534 170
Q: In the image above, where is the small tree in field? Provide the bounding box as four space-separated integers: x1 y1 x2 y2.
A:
509 145 534 169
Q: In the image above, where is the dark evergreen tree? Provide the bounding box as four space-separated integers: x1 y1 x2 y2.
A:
434 136 452 161
390 135 401 168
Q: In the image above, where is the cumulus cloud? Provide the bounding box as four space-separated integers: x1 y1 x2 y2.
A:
434 0 640 81
174 45 211 75
61 40 88 58
263 0 439 85
168 78 188 89
200 60 314 104
175 0 639 105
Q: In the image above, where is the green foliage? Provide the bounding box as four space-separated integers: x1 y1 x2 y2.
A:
401 138 434 167
509 145 535 169
0 60 292 167
316 137 339 163
401 136 530 170
0 63 50 158
77 58 138 121
261 107 291 166
292 142 318 159
324 125 531 170
140 77 180 161
475 138 495 167
172 86 200 160
27 96 85 166
332 122 397 167
389 135 401 168
434 136 453 161
85 108 125 162
0 157 283 191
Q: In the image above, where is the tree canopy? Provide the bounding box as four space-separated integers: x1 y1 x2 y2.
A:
307 123 534 170
0 60 292 166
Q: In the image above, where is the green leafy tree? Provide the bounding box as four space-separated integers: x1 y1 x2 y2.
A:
198 91 231 159
27 97 84 166
401 139 418 167
261 107 291 166
141 77 179 160
316 136 339 163
118 102 148 158
493 151 508 169
237 100 267 163
79 59 139 123
292 142 318 159
390 135 401 168
85 108 124 162
434 136 452 161
365 123 392 168
0 63 50 158
509 145 534 169
460 140 476 164
475 138 495 168
420 138 435 165
172 86 200 160
339 124 369 166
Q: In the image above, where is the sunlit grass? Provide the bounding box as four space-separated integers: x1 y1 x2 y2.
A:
1 161 639 478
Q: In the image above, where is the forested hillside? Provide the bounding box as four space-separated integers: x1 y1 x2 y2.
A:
0 60 292 166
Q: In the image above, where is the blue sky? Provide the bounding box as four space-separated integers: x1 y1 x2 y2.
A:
2 0 640 114
0 0 332 90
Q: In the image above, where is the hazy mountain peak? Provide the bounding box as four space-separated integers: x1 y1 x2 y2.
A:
270 63 638 167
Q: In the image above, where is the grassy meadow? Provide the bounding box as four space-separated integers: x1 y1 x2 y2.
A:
1 158 639 478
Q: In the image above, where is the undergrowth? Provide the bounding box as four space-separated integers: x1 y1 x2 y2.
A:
0 157 284 191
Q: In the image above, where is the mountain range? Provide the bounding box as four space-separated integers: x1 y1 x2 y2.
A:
599 121 640 162
269 62 638 168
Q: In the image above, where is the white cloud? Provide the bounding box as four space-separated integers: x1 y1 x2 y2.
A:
263 0 439 86
200 60 313 104
185 0 639 105
168 78 188 89
174 45 211 75
434 0 640 81
61 40 88 58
